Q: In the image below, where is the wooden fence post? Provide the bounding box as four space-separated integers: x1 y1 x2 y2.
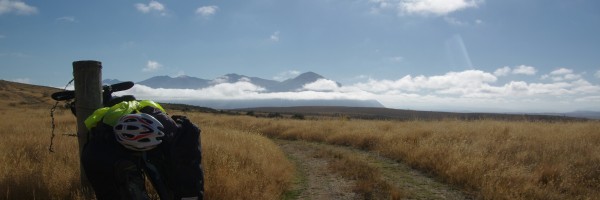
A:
73 60 103 197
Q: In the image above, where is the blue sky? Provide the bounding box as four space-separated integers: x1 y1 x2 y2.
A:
1 0 600 112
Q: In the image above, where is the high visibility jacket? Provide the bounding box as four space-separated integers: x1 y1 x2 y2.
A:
84 100 166 130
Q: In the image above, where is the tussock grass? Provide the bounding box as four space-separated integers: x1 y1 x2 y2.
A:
313 145 403 199
200 124 294 200
0 108 294 199
3 105 598 200
0 108 81 200
201 114 600 200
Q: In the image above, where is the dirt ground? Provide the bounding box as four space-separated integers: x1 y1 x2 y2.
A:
276 140 471 200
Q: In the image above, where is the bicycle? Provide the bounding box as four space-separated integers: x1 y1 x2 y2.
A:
51 81 203 200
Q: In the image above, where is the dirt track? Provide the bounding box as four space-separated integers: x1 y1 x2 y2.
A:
278 140 358 200
276 140 471 200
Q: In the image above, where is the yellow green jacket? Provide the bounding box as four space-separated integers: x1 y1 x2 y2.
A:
84 100 166 130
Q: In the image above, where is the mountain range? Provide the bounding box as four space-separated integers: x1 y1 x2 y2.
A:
106 72 341 93
104 72 382 109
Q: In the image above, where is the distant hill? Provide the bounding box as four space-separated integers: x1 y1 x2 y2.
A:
271 72 341 92
102 79 123 85
0 80 214 113
109 72 370 108
159 102 218 113
552 111 600 120
0 80 61 109
137 75 211 89
134 71 342 92
232 106 590 121
213 73 280 90
170 99 384 110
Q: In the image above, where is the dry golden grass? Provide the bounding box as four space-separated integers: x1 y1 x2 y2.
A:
200 114 600 200
311 145 404 199
2 99 599 200
183 112 295 200
0 108 82 199
0 108 294 200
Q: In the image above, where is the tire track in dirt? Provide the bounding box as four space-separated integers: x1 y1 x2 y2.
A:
279 140 358 200
276 140 472 200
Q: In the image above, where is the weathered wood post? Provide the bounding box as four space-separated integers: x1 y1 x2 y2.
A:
73 60 102 196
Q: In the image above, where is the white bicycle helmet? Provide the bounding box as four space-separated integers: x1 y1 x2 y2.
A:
114 113 165 151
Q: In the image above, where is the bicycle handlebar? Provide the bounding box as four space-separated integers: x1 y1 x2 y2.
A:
51 81 135 101
103 81 134 94
51 90 75 101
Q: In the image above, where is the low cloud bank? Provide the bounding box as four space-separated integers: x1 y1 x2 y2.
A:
119 68 600 113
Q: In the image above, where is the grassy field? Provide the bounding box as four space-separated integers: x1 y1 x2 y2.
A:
1 98 599 199
0 107 294 199
191 113 600 200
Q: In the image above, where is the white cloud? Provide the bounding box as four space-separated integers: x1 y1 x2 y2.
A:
351 71 599 111
239 77 252 82
494 65 538 77
127 82 370 102
142 60 162 72
542 68 582 82
135 1 165 15
550 68 573 75
270 31 280 42
211 76 229 84
368 0 482 17
571 79 600 94
0 0 37 15
595 70 600 79
564 73 582 80
302 79 340 92
400 0 481 16
512 65 537 75
576 96 600 103
475 19 483 24
128 82 265 101
196 5 218 17
493 66 511 77
203 82 265 97
353 70 497 94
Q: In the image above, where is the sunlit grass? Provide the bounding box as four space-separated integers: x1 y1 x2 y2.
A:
0 108 294 200
0 108 81 199
199 123 294 199
199 113 600 200
2 106 599 200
